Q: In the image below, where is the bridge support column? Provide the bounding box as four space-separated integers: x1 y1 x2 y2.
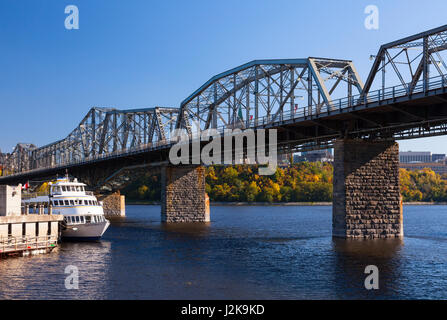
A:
333 139 403 239
161 166 210 223
98 192 126 218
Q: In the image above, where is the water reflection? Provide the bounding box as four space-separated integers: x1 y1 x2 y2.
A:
332 238 404 299
160 222 212 238
1 205 446 299
0 241 112 300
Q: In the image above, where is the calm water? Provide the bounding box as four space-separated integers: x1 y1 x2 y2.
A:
0 205 447 300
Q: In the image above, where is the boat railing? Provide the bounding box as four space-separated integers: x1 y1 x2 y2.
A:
22 191 49 200
0 235 58 254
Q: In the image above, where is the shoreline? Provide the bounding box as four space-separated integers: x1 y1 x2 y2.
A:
125 200 447 206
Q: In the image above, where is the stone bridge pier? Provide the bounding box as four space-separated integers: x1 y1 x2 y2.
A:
161 165 210 223
333 139 403 239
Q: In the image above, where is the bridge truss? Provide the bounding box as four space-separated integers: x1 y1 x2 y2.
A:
2 25 447 183
2 107 178 176
363 24 447 96
176 58 363 134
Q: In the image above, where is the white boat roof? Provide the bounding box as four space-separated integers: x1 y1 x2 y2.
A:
51 178 86 186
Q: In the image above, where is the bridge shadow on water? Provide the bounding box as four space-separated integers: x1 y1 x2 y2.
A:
159 222 212 238
331 238 405 299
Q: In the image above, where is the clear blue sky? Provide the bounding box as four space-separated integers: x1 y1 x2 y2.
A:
1 0 447 153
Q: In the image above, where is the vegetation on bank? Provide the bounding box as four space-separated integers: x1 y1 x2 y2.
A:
121 163 447 203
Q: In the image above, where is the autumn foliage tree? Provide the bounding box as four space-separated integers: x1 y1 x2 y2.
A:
121 164 447 203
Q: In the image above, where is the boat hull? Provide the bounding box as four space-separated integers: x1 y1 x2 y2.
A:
62 220 110 241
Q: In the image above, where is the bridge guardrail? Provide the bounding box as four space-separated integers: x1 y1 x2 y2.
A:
2 74 447 178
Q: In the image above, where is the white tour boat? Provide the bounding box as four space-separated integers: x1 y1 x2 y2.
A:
22 177 110 241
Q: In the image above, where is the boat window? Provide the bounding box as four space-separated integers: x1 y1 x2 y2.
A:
88 200 92 205
69 200 74 206
61 186 66 192
80 216 84 223
64 200 69 206
75 216 79 223
85 216 91 223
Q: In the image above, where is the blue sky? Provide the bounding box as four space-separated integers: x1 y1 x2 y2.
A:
1 0 447 153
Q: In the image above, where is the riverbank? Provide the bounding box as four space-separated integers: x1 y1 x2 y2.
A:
125 200 447 206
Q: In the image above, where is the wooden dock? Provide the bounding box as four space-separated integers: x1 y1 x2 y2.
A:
0 235 58 257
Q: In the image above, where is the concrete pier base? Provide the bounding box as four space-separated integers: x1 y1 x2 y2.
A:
98 192 126 218
332 139 403 239
161 166 210 223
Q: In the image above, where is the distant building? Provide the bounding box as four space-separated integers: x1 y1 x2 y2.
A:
294 149 334 163
400 162 447 176
432 154 446 162
399 151 432 163
277 153 293 166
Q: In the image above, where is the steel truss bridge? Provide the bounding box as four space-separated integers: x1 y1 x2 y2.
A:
2 25 447 188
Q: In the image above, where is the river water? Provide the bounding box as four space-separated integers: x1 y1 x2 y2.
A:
0 205 446 300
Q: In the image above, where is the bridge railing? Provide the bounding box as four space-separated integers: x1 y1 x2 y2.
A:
238 74 447 129
2 74 447 179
